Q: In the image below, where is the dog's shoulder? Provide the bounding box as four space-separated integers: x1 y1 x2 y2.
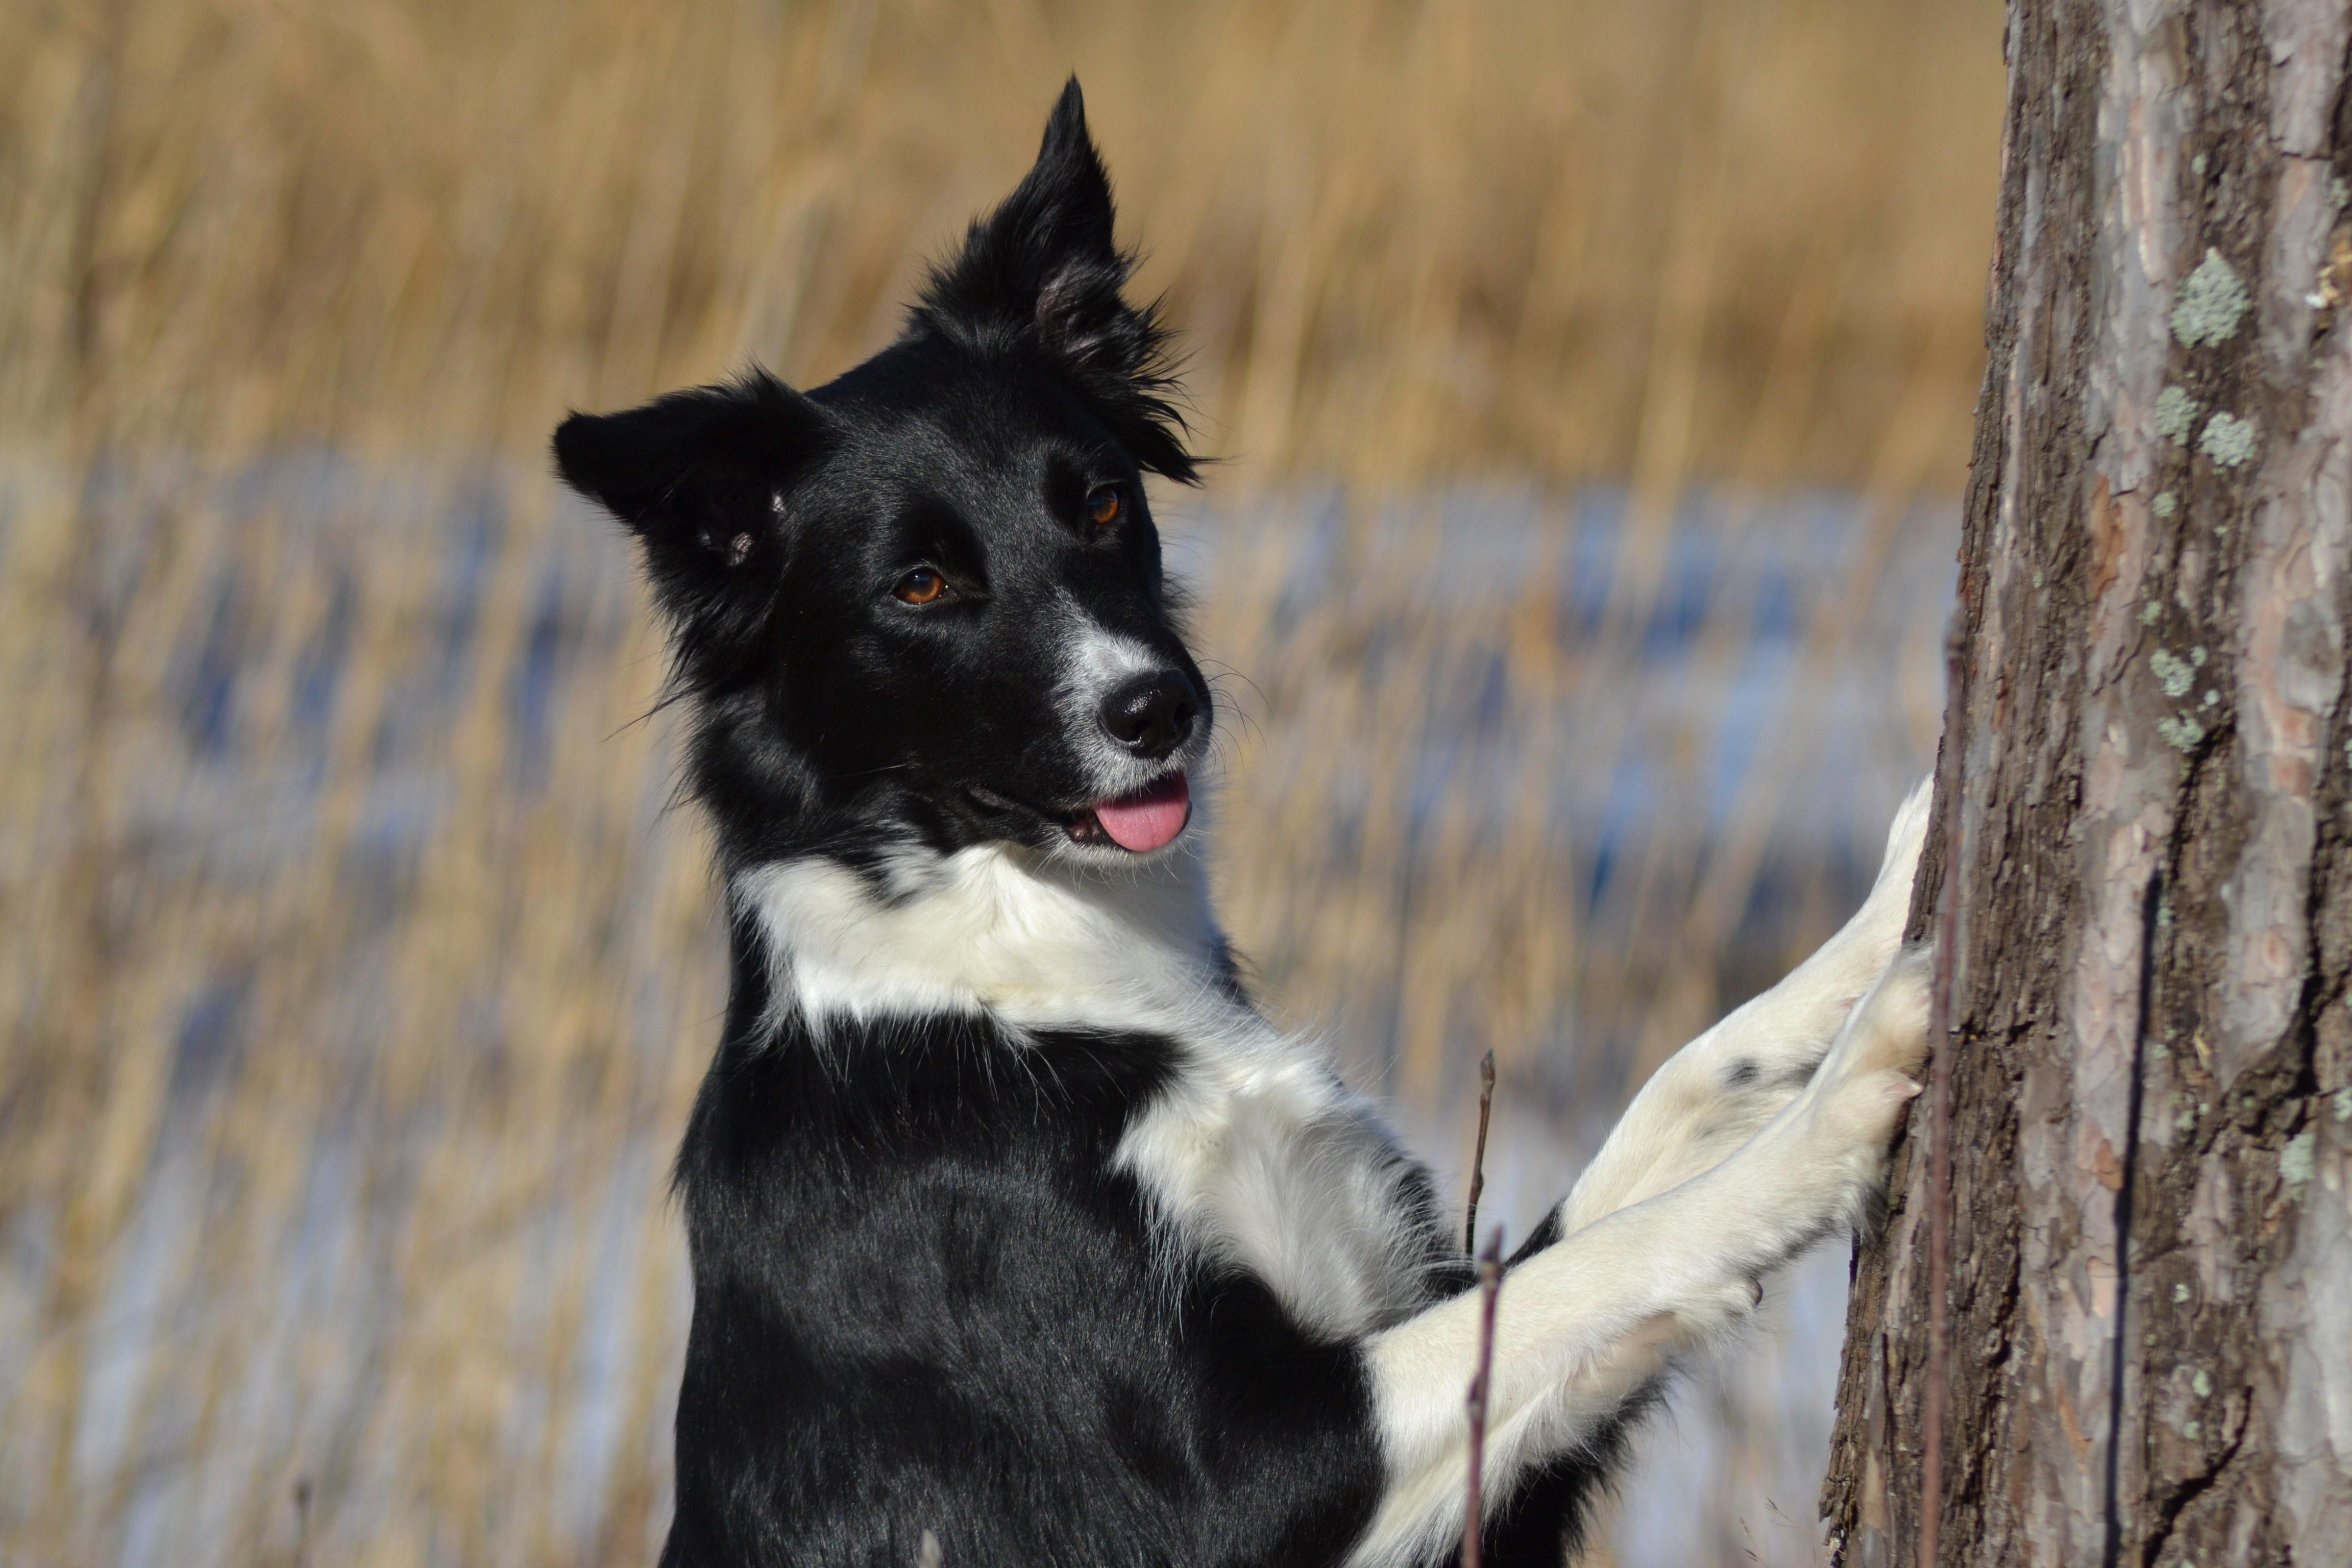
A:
725 844 1465 1345
1115 1007 1467 1343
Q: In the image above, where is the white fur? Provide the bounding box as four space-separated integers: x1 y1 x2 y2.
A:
1052 594 1181 793
1345 785 1933 1567
1114 1026 1447 1340
1553 778 1933 1232
740 780 1936 1567
739 838 1223 1032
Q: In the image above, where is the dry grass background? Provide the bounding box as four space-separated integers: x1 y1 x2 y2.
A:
0 1 2003 1563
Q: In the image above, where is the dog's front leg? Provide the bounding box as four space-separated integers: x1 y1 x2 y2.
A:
1544 781 1932 1239
1348 946 1932 1568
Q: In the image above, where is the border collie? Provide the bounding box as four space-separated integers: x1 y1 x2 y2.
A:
554 80 1933 1568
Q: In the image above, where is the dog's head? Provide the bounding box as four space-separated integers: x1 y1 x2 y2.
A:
555 82 1211 874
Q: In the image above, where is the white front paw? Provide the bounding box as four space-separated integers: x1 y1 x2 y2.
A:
1840 781 1934 977
1706 781 1933 1098
1793 943 1933 1183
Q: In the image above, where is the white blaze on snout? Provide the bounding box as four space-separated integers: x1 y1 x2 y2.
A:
1051 594 1187 793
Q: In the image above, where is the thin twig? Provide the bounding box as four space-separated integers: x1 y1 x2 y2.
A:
292 1478 312 1568
1463 1227 1504 1568
1919 609 1967 1568
1465 1049 1496 1254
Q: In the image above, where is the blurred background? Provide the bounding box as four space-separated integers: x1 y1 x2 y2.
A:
0 1 2002 1563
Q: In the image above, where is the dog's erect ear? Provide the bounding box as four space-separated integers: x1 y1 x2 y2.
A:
553 371 830 666
914 78 1198 483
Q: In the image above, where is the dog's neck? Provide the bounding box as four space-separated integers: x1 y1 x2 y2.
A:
734 837 1241 1037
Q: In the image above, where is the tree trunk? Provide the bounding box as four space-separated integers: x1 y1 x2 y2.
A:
1820 2 2352 1564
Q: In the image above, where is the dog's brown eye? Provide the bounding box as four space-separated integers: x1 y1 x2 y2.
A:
1086 484 1122 528
894 567 946 605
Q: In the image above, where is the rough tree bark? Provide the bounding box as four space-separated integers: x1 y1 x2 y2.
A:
1820 2 2352 1564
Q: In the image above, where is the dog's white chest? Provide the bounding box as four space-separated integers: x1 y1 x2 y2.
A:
738 845 1443 1342
1115 1029 1439 1342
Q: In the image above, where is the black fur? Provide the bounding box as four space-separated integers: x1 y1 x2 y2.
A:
910 80 1197 486
664 922 1387 1568
556 82 1624 1567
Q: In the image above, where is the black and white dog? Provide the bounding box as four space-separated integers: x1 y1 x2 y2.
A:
555 81 1932 1568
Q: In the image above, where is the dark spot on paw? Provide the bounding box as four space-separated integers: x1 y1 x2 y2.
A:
1724 1058 1760 1090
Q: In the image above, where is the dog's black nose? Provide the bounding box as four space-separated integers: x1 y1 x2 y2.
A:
1099 671 1199 760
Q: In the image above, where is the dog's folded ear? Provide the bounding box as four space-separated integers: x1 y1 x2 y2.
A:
914 78 1198 483
553 371 830 669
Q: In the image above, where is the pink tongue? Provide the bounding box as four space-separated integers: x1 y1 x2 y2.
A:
1092 773 1191 852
